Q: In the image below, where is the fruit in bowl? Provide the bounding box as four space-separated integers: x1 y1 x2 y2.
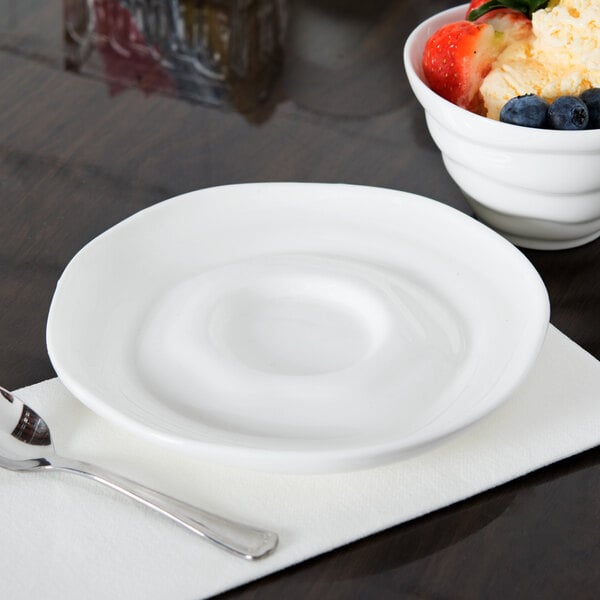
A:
421 0 533 115
403 2 600 250
422 0 600 127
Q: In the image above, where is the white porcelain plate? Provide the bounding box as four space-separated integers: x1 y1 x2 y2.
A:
47 183 549 472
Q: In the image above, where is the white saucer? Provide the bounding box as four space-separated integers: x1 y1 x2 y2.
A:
46 183 549 472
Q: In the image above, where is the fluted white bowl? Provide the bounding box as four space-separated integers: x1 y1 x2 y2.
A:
404 4 600 250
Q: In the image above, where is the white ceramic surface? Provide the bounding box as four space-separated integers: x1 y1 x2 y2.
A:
403 4 600 250
47 183 549 472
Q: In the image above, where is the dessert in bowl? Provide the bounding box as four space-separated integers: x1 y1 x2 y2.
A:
403 2 600 250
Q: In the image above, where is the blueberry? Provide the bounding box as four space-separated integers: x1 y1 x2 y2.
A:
547 96 589 130
580 88 600 129
499 94 549 128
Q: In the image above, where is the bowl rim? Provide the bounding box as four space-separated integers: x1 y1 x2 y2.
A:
403 3 600 151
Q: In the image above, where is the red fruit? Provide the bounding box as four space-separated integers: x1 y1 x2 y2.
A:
466 0 488 12
422 20 501 114
467 1 532 44
476 10 532 44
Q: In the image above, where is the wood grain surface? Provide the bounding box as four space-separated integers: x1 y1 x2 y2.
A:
1 1 599 598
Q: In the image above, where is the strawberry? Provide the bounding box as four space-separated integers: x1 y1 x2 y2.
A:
466 0 533 44
467 0 489 11
422 2 536 115
422 20 501 114
467 0 498 16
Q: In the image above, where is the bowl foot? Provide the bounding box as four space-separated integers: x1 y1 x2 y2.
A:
464 196 600 251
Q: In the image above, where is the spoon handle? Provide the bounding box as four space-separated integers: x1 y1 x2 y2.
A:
47 456 278 559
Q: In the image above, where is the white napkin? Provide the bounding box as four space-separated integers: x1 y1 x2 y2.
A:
1 325 600 599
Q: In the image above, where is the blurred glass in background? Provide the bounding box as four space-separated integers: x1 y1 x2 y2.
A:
63 0 287 122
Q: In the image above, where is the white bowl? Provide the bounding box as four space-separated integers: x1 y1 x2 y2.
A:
403 4 600 250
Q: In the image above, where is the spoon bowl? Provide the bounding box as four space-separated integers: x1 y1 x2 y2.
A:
0 386 278 559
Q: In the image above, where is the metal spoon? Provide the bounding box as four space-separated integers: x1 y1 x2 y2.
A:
0 386 278 559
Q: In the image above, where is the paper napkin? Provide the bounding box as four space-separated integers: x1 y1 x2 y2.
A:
1 325 599 599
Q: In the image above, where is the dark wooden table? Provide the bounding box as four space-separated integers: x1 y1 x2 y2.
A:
2 1 599 598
